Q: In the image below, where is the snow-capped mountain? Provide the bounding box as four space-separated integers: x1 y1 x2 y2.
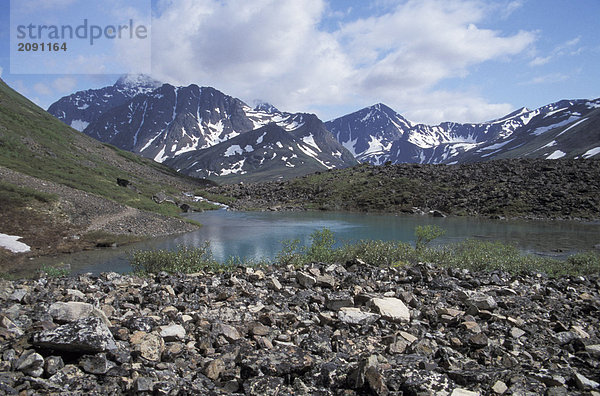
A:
48 76 356 180
47 74 162 131
165 114 357 182
48 74 599 183
327 99 600 164
324 103 412 164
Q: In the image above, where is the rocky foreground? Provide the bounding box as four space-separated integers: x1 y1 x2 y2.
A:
1 262 599 395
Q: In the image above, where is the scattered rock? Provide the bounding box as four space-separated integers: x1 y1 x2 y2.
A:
0 263 597 394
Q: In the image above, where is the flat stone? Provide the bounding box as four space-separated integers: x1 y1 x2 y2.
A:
79 354 114 374
467 295 497 311
572 325 590 339
217 323 241 341
510 327 526 338
297 272 316 288
451 389 480 396
136 377 154 392
574 372 600 390
326 292 354 311
461 321 481 333
469 333 488 348
16 351 44 377
371 298 410 323
585 344 600 358
250 323 271 336
205 358 225 380
34 317 117 353
268 277 282 291
338 307 380 325
48 301 110 327
159 323 186 341
388 339 408 354
399 331 418 344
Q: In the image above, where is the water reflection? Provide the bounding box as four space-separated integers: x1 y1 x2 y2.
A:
31 210 600 275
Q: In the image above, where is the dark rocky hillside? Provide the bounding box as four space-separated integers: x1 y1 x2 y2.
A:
210 159 600 220
0 262 598 394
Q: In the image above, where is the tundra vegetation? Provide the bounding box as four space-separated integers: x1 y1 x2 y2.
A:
130 226 600 277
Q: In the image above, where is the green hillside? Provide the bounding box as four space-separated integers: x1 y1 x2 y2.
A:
0 78 213 272
0 78 213 216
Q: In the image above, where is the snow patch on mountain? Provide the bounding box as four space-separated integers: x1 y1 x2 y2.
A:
531 116 580 136
582 147 600 159
557 117 588 136
224 145 243 157
0 233 31 253
70 119 89 131
546 150 566 159
301 135 321 151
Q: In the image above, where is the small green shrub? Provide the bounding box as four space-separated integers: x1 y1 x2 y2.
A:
40 263 71 277
130 242 221 274
339 240 414 267
276 238 305 268
306 228 337 263
415 225 446 251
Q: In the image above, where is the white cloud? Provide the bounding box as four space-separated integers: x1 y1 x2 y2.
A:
529 36 582 67
0 66 3 78
150 0 536 123
521 73 569 85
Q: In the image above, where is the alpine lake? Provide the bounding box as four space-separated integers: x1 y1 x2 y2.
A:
32 209 600 275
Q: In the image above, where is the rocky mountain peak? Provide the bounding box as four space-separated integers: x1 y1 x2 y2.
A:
114 74 162 91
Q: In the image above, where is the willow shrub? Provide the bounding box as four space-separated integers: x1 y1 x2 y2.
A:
130 242 221 275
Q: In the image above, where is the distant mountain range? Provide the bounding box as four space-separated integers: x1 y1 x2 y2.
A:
328 100 600 165
48 75 600 182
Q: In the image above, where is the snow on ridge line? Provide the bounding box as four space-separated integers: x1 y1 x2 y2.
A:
0 233 31 253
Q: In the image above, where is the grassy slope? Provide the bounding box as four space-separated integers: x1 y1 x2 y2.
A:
0 78 211 217
0 78 218 272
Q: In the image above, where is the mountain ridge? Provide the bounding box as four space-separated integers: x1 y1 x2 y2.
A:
46 75 600 183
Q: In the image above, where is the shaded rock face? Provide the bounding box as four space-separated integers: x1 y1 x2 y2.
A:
0 263 599 394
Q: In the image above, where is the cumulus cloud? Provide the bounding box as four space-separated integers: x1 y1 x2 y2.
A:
150 0 536 123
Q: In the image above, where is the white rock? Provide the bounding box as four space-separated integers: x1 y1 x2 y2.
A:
371 297 410 323
451 389 480 396
159 324 186 341
338 308 380 325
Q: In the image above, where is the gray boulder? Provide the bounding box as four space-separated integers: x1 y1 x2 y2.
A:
34 317 117 353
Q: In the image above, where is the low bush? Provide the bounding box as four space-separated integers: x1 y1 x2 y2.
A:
130 242 222 275
129 227 600 278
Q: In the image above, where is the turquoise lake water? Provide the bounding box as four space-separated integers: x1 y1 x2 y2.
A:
32 210 600 275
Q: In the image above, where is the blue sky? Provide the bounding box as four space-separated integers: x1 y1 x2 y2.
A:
0 0 598 124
